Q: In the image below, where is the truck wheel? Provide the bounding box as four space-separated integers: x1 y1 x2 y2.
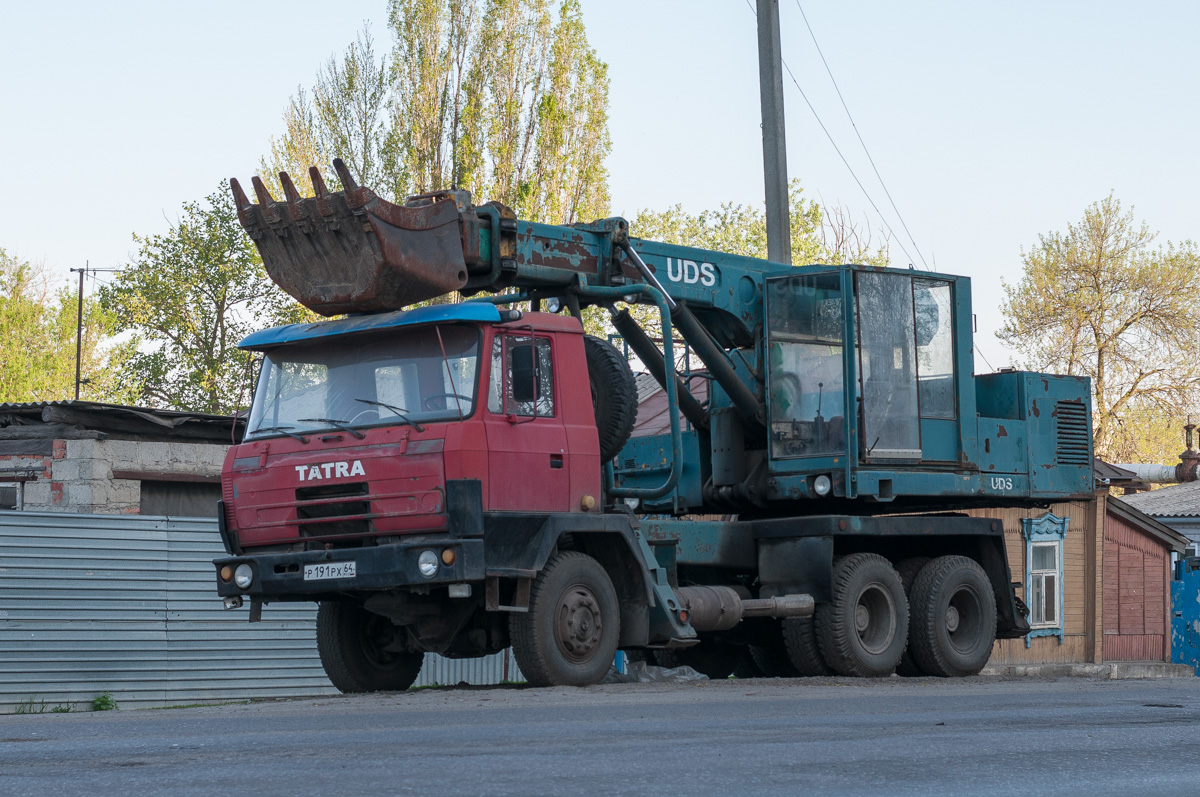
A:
747 625 800 677
782 616 834 676
584 335 637 462
316 601 423 693
908 556 997 677
816 553 909 677
653 639 741 679
510 552 621 687
895 556 932 677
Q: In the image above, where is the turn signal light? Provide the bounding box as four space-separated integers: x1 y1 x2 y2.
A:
219 565 234 582
441 548 456 566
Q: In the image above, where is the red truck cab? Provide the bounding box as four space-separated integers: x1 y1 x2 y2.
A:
221 304 601 555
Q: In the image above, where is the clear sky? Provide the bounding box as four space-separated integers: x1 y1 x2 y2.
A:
3 1 1197 370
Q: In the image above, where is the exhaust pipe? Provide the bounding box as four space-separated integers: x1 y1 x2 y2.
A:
674 585 814 632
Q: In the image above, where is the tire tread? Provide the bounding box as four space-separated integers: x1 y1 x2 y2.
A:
908 555 996 678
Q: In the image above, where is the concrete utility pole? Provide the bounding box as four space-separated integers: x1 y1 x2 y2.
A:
757 0 792 264
70 264 86 401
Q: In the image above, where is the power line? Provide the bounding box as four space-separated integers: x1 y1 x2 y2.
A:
794 1 930 271
742 0 919 268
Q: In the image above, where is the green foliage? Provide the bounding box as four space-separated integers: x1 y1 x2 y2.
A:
91 691 118 712
1000 194 1200 464
261 0 610 224
14 696 47 714
0 249 130 404
99 186 314 414
631 180 889 267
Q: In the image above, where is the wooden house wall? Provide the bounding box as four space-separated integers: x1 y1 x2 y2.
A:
1102 511 1170 662
965 499 1103 665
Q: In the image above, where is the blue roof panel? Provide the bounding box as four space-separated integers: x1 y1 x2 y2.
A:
239 302 502 350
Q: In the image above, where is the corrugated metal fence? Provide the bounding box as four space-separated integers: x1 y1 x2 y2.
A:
0 512 520 713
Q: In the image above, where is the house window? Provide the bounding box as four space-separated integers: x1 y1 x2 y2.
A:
1021 513 1068 646
0 482 21 510
1028 541 1059 627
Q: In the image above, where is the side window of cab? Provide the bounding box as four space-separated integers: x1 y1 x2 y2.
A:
487 335 555 417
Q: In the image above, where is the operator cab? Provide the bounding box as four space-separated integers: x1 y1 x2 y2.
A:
766 268 960 470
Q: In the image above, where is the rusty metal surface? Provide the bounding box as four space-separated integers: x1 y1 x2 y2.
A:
231 160 468 316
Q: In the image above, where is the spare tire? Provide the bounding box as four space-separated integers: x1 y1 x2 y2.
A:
584 335 637 462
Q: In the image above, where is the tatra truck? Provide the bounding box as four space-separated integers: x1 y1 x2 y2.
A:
213 161 1092 689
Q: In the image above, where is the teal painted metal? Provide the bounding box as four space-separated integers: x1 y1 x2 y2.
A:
238 303 501 350
1172 556 1200 675
609 261 1092 514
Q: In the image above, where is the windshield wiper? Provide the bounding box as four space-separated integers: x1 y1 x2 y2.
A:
297 418 366 440
355 399 425 432
249 425 310 443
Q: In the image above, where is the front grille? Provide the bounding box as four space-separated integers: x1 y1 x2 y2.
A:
296 482 369 537
1055 401 1090 465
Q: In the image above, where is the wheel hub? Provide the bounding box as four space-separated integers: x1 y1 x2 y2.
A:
945 605 961 633
556 585 604 663
855 582 896 655
855 604 870 632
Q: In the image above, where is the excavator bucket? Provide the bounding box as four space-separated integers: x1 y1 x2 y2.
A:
230 159 470 316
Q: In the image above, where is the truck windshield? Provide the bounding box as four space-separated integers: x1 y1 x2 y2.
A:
245 324 480 440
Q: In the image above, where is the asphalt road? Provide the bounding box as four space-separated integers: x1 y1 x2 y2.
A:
3 676 1199 797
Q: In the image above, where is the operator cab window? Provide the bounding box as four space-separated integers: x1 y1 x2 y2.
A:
766 273 846 459
856 273 956 461
488 335 555 417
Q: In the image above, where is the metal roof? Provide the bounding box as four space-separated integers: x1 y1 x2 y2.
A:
0 401 241 443
1118 480 1200 518
1106 496 1191 552
238 303 502 350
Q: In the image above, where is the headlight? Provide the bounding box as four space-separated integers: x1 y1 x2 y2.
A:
233 563 254 589
813 474 832 496
417 550 439 578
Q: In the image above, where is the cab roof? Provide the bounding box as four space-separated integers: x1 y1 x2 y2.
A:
238 302 502 350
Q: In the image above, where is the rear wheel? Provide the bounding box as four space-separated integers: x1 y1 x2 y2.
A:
895 556 932 677
510 552 621 687
816 553 908 677
782 615 834 676
316 601 423 693
908 556 996 677
747 622 800 678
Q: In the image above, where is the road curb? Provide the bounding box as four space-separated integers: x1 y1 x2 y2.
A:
979 661 1196 679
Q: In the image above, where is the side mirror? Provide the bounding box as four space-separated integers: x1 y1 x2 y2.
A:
511 343 539 404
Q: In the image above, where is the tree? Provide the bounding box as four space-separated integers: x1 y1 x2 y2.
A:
260 0 610 224
631 180 890 267
999 194 1200 464
0 250 128 403
99 187 313 414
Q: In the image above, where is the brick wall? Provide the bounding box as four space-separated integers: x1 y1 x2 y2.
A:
18 439 228 514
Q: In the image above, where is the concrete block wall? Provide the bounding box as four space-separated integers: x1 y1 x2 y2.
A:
18 439 229 514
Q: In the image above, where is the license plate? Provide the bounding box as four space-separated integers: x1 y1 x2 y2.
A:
303 561 356 581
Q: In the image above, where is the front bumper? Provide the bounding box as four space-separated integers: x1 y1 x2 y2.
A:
214 537 485 599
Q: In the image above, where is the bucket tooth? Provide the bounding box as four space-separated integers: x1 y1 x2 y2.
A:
332 158 358 191
279 171 303 204
309 166 329 198
251 176 276 207
230 178 252 211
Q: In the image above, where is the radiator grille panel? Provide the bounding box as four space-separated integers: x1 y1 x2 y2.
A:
1055 401 1090 465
